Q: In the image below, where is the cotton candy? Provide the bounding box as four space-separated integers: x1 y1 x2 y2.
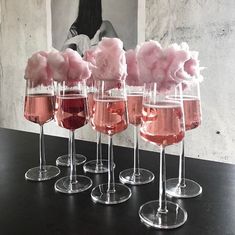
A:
47 50 69 82
136 40 203 93
91 37 127 81
125 49 143 86
83 48 97 87
66 49 91 81
137 41 163 84
48 48 91 82
24 51 52 86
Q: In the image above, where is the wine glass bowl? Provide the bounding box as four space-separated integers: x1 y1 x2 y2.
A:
119 86 154 185
24 80 60 181
91 79 132 204
140 99 185 146
138 82 187 229
126 91 143 125
55 89 87 167
92 96 128 135
24 93 54 125
55 92 88 130
184 95 201 131
166 81 202 198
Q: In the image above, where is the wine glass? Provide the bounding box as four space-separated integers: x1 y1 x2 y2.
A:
166 80 202 198
83 85 109 173
24 80 60 181
54 80 92 194
119 86 154 185
139 82 187 229
91 79 132 204
55 81 87 167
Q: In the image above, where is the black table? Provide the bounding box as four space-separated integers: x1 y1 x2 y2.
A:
0 128 234 235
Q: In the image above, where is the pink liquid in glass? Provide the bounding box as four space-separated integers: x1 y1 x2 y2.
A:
87 92 95 119
24 94 54 125
183 97 201 131
127 93 143 126
140 101 185 146
92 97 128 135
55 94 88 130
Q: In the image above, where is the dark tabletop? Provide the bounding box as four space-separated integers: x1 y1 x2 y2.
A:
0 128 234 235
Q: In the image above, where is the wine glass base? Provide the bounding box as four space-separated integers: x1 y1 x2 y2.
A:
166 178 202 198
119 168 155 185
55 175 92 194
56 154 86 167
139 200 187 229
91 183 132 205
25 165 60 181
83 160 109 173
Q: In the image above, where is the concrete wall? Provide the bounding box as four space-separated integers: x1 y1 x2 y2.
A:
0 0 51 134
145 0 235 164
51 0 138 50
0 0 234 164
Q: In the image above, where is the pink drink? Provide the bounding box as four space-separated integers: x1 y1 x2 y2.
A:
87 92 94 119
55 94 88 130
183 97 201 131
92 97 128 135
140 101 185 146
127 93 143 125
24 94 54 125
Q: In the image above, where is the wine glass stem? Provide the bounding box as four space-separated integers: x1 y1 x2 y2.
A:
107 135 115 193
39 125 46 172
178 140 186 187
133 125 140 176
96 132 103 165
68 131 76 157
158 146 167 213
69 130 77 184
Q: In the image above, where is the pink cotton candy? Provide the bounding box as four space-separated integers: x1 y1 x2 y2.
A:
137 41 164 83
24 51 52 85
48 48 91 82
66 49 91 81
165 44 190 83
135 41 203 93
91 37 127 81
179 43 203 80
47 50 69 82
183 51 201 79
184 58 197 76
83 48 97 68
125 49 143 86
83 48 97 87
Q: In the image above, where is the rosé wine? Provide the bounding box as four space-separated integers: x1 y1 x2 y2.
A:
55 94 88 130
140 101 184 146
183 96 201 131
24 94 54 125
92 97 128 135
127 93 143 125
87 92 95 119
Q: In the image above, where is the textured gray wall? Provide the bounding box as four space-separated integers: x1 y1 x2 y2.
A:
0 0 234 164
0 0 51 134
145 0 235 163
